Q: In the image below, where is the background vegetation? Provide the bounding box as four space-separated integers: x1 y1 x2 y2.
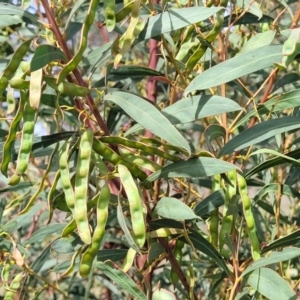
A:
0 0 300 299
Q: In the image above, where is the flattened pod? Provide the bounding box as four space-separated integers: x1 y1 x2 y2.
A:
79 185 110 277
9 95 37 185
1 90 26 176
0 38 33 95
74 129 94 244
118 164 146 248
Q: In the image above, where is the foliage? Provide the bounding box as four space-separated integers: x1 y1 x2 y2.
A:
0 0 300 299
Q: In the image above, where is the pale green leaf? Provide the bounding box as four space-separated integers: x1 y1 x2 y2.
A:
154 197 199 221
219 117 300 157
184 45 282 94
235 88 300 128
144 157 239 184
104 91 191 155
136 7 224 42
242 248 300 277
96 261 148 300
245 267 297 300
238 31 276 55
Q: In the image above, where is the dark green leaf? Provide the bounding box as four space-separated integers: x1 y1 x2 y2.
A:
219 117 300 157
30 45 67 72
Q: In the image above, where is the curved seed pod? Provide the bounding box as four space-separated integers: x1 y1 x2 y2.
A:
104 0 116 32
209 174 220 248
118 164 146 248
1 90 26 176
8 95 37 185
6 86 15 115
61 248 82 278
219 169 237 251
57 0 99 83
61 189 103 237
100 136 181 162
237 174 260 261
44 77 89 97
170 240 184 286
74 129 94 244
9 78 30 90
19 144 59 215
47 171 61 224
79 184 110 277
59 138 76 214
92 138 148 183
0 38 33 95
4 272 23 300
121 248 137 272
29 68 43 109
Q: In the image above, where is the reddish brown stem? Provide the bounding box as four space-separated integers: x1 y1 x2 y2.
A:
40 0 110 135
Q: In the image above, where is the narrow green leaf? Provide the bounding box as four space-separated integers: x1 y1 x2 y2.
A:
250 148 300 167
194 189 225 218
23 224 66 246
245 147 300 179
245 267 297 300
117 194 141 253
236 0 262 20
97 249 128 262
0 3 41 25
0 15 22 28
162 95 242 125
144 157 239 184
183 228 231 275
64 0 85 31
136 7 224 43
235 88 300 128
51 234 82 253
31 45 67 72
3 203 44 232
154 197 199 221
238 31 276 55
261 230 300 254
242 248 300 277
184 45 282 95
219 117 300 157
109 65 162 79
104 91 191 155
96 261 148 300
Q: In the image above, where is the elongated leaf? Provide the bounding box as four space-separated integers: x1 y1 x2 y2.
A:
23 223 66 246
97 249 128 262
117 195 141 253
104 91 190 155
245 267 297 300
184 45 283 94
162 95 242 125
182 228 231 275
154 197 199 221
109 65 163 80
246 148 300 179
235 88 300 128
242 248 300 277
219 117 300 157
0 3 40 24
238 31 276 55
3 203 44 232
144 157 239 184
194 189 225 218
125 94 241 135
251 148 300 167
261 230 300 253
96 261 147 300
51 235 82 253
31 45 67 72
136 7 224 42
254 183 300 201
